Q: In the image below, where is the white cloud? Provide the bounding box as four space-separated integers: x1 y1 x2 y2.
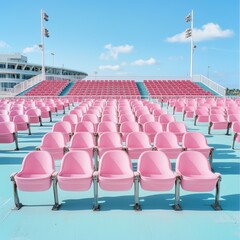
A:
99 65 121 71
0 41 10 49
100 44 133 60
22 44 40 54
132 57 157 66
167 23 234 43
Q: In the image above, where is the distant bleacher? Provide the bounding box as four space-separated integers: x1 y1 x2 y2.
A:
67 80 141 98
24 80 69 96
144 80 213 98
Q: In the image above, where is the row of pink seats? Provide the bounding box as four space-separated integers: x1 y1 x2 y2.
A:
10 150 222 211
144 80 213 97
25 80 69 96
67 80 140 97
36 131 214 169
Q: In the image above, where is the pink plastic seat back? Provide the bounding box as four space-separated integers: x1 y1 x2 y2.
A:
101 114 118 123
138 114 155 125
40 132 66 160
158 114 176 131
52 121 72 143
98 132 122 158
232 121 240 143
98 150 133 191
0 121 16 143
154 132 182 159
126 132 152 159
143 121 163 143
182 132 211 157
119 114 135 123
69 132 94 159
120 121 140 142
97 121 118 134
15 151 54 191
58 151 94 191
176 151 219 192
62 114 79 132
166 121 187 142
13 114 29 131
26 108 41 123
75 121 95 133
209 114 228 130
0 114 11 122
138 151 176 191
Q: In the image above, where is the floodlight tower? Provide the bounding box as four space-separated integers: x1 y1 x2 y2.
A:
41 10 49 81
185 10 195 81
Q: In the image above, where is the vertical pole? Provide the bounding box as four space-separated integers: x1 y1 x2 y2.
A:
190 10 194 81
41 9 45 81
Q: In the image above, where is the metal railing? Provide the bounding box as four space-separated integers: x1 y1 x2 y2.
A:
192 75 226 97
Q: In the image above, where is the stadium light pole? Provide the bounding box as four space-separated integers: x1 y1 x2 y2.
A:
41 9 49 81
185 10 194 81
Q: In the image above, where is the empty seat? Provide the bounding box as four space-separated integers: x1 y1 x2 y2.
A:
120 121 140 142
182 132 214 167
13 114 31 135
126 132 152 159
37 132 67 160
232 121 240 149
134 151 176 210
26 108 43 126
93 150 134 210
52 121 72 143
143 121 163 143
166 121 187 143
98 132 123 158
158 114 175 131
208 114 229 135
0 121 19 150
10 151 55 210
62 114 79 132
154 132 183 159
68 132 95 160
52 151 94 210
173 151 222 211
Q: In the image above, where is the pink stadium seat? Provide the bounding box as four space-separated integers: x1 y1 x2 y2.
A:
0 114 11 122
52 121 72 143
126 132 152 159
37 132 67 160
62 114 79 132
167 121 187 143
10 151 55 209
143 121 163 143
93 150 134 211
208 114 229 135
158 114 176 131
194 107 209 126
232 121 240 149
137 151 176 191
173 151 222 211
182 132 214 167
26 108 42 126
13 114 31 135
0 121 19 150
98 132 123 158
68 132 95 160
154 132 183 159
52 151 94 210
120 121 140 142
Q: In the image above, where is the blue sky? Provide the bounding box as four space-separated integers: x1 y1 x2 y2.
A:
0 0 239 88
